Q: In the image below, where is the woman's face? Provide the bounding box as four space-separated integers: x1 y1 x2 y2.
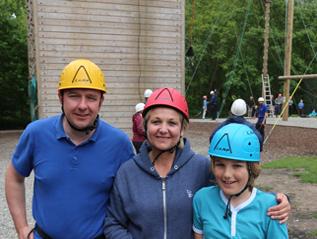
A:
213 157 249 197
146 107 184 152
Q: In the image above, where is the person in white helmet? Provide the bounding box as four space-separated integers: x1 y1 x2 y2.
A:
132 103 146 153
143 89 153 103
208 90 218 120
255 97 268 138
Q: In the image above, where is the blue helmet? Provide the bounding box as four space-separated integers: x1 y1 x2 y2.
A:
209 123 260 162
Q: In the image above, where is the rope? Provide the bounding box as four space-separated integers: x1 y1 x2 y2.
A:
185 22 218 94
217 0 253 117
236 31 255 100
263 77 303 144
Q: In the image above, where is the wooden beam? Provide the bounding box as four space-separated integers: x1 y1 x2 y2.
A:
278 74 317 80
282 0 294 121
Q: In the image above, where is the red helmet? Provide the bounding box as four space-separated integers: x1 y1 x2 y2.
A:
143 88 189 120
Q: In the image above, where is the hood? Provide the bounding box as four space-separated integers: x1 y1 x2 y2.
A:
133 138 195 178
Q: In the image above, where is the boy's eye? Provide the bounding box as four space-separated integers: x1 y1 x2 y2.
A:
233 164 244 168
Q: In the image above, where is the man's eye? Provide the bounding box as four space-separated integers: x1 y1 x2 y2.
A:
87 96 97 101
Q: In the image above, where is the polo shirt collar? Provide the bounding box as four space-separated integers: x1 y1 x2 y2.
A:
55 114 99 143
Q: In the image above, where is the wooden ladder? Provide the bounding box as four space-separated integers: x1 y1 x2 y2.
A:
262 74 274 117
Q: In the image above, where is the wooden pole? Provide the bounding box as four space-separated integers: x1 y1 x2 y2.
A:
262 0 271 78
282 0 294 121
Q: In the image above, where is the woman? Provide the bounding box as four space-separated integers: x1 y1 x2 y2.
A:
104 88 290 239
193 123 288 238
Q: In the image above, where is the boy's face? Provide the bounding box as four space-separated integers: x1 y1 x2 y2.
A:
213 157 249 197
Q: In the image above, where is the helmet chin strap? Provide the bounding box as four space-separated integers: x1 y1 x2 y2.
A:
62 106 99 135
223 165 252 219
150 141 179 166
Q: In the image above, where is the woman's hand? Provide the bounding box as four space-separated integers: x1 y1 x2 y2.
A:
267 193 291 224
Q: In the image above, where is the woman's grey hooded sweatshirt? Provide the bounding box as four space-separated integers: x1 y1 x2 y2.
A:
104 138 211 239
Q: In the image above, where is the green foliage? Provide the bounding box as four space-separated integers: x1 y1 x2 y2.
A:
185 0 317 117
263 156 317 184
0 0 29 129
308 229 317 237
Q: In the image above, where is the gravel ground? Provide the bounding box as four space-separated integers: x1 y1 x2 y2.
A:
1 118 317 238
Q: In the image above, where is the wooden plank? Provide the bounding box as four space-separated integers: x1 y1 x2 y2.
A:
39 18 179 32
38 4 181 16
37 11 180 24
37 24 179 39
39 45 180 56
39 63 181 72
40 38 180 49
39 57 180 67
38 51 180 61
38 0 179 10
38 32 180 44
40 70 180 79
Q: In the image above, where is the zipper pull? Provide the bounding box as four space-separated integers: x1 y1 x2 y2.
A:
162 178 166 191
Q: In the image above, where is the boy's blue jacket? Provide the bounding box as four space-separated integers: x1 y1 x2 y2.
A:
104 138 211 239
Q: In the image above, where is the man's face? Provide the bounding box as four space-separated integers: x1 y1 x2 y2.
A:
59 88 103 130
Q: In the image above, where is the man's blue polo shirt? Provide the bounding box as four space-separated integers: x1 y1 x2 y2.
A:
12 114 135 239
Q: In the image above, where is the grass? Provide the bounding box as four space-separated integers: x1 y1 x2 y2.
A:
262 156 317 184
308 230 317 237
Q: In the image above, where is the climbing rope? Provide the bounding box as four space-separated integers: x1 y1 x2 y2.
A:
217 0 253 117
264 77 303 144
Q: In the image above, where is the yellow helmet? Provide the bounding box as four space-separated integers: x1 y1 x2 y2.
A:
58 59 106 93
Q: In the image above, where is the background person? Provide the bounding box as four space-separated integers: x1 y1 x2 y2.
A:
193 123 288 239
5 59 135 239
297 99 305 117
143 88 153 103
104 88 290 239
202 95 208 119
255 97 268 139
208 90 218 120
132 102 146 153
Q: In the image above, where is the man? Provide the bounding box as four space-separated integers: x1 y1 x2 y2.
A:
255 97 268 139
5 59 135 239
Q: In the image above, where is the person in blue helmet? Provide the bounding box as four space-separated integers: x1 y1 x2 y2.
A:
209 98 263 151
193 123 289 239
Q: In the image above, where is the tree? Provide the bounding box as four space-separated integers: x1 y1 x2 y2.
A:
0 0 29 129
185 0 317 117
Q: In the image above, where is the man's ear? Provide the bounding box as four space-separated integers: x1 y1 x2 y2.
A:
99 94 104 108
58 90 63 104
